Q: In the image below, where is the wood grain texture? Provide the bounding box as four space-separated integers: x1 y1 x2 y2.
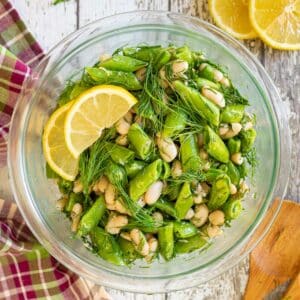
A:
3 0 300 299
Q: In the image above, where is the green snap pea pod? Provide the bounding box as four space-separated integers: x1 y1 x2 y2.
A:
125 160 147 178
173 221 198 238
105 160 128 187
222 199 243 220
175 182 193 220
85 67 142 90
204 168 225 183
173 80 220 126
240 128 257 153
179 134 201 172
158 223 174 261
204 126 229 163
175 45 193 64
161 161 171 180
175 235 207 254
198 63 223 83
162 110 187 138
226 161 240 186
194 77 221 90
227 138 241 155
65 192 83 213
105 142 135 166
153 199 178 219
154 50 172 70
77 195 106 236
207 174 231 210
98 55 147 72
128 123 154 160
118 237 140 264
221 104 245 123
129 159 163 201
57 178 73 195
90 227 125 266
123 46 162 62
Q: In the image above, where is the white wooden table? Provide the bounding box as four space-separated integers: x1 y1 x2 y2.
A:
3 0 299 299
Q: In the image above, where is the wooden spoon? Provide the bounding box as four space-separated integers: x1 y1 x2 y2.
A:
244 200 300 300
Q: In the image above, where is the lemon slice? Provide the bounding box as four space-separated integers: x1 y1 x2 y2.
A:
65 85 137 158
249 0 300 50
42 101 79 181
208 0 257 39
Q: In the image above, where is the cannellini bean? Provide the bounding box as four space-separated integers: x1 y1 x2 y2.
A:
148 237 158 253
152 212 164 226
207 224 223 238
134 115 143 126
201 182 210 195
213 69 224 82
130 229 141 245
106 214 128 235
115 135 128 146
220 77 230 87
114 199 129 215
144 181 164 205
120 232 131 241
124 111 133 124
202 87 225 108
203 161 211 171
93 176 109 194
135 67 147 82
199 149 209 160
219 124 230 136
130 229 150 256
230 183 237 195
71 215 81 233
209 210 225 226
239 180 249 194
231 123 242 134
56 197 68 211
199 63 208 71
115 118 130 135
105 183 116 205
231 152 244 165
191 204 209 227
171 160 183 178
73 180 83 193
172 60 189 75
137 197 146 208
71 203 83 219
193 194 203 204
184 208 195 220
156 135 178 162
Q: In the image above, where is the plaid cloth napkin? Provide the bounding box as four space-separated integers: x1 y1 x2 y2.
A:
0 1 110 299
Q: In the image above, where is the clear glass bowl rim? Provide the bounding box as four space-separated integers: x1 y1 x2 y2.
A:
8 11 291 293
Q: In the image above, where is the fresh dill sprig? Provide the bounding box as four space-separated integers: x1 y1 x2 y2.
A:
53 0 70 5
245 147 258 178
167 170 206 187
221 85 249 105
78 129 115 194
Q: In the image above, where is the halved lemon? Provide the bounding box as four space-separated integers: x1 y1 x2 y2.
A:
64 85 137 158
42 101 79 181
249 0 300 50
208 0 257 39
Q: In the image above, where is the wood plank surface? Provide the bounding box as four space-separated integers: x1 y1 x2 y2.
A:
5 0 300 299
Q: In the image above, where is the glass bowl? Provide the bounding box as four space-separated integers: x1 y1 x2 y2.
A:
8 11 291 293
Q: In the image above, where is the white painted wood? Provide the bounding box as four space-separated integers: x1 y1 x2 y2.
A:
10 0 77 51
2 1 299 299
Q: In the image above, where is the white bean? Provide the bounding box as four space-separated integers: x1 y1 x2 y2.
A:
172 60 189 75
171 160 183 178
199 149 208 160
94 176 109 194
213 69 224 82
239 180 249 194
202 87 225 108
137 197 146 208
231 123 242 134
105 183 116 205
71 203 83 219
209 210 225 226
106 215 128 235
135 67 146 82
230 183 237 195
207 224 223 238
152 212 164 226
71 215 81 233
156 135 178 162
56 197 68 211
73 180 83 193
114 199 129 215
144 181 163 205
244 121 253 131
231 152 244 165
124 111 133 124
115 135 128 146
219 123 230 136
197 133 204 147
220 77 230 87
115 118 130 135
191 204 209 227
148 237 158 253
199 63 208 71
193 194 203 204
120 232 131 241
184 208 195 220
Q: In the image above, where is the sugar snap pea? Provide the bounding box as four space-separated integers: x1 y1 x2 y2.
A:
175 183 194 220
105 160 128 187
222 199 243 220
65 192 83 213
153 199 178 219
207 174 231 210
227 138 241 155
123 45 162 62
125 160 147 178
221 104 245 123
85 67 142 90
175 234 207 254
77 195 106 236
99 55 147 72
105 142 135 166
240 128 257 153
162 110 187 138
175 45 193 64
90 227 125 266
158 223 174 261
180 134 201 172
194 77 221 90
226 161 240 186
173 221 198 238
